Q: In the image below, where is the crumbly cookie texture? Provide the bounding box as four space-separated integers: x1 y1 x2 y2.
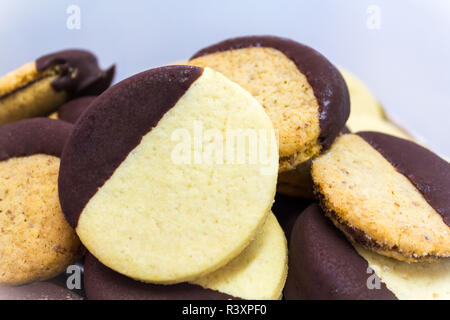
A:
0 155 82 285
312 134 450 262
189 47 321 172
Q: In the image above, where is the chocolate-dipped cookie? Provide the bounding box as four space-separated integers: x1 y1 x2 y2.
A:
59 65 278 284
286 204 450 300
84 213 287 300
57 96 97 124
0 50 114 125
284 204 396 300
312 132 450 262
189 36 350 172
0 118 83 285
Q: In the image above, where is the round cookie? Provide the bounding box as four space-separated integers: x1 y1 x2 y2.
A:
84 213 287 300
346 115 414 141
284 203 396 300
58 96 97 124
311 132 450 262
0 281 83 300
339 68 386 120
0 118 83 285
59 65 278 284
271 194 312 242
189 36 350 172
285 204 450 300
0 50 114 125
339 68 415 141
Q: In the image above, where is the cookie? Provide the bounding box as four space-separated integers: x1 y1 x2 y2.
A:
285 204 450 300
57 96 97 124
189 36 350 172
0 118 83 285
0 50 114 125
59 65 278 284
84 213 287 300
284 204 396 300
271 194 312 242
339 68 386 120
312 132 450 262
346 115 414 141
0 281 83 300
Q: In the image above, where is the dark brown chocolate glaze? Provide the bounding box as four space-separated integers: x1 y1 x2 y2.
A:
36 50 115 97
59 65 203 228
0 118 72 161
58 96 97 124
190 35 350 149
284 204 396 300
357 132 450 227
271 194 312 242
84 253 236 300
0 282 83 300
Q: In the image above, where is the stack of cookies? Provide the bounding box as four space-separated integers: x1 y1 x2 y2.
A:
0 35 448 300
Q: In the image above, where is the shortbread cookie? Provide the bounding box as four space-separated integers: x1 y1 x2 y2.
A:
346 115 414 140
189 36 350 172
271 194 312 241
84 213 287 300
339 69 414 141
59 66 278 284
339 68 386 120
58 96 97 123
284 204 396 300
0 118 83 285
0 50 114 125
285 204 450 300
312 132 450 262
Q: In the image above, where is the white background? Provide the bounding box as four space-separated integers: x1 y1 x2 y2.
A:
1 0 449 156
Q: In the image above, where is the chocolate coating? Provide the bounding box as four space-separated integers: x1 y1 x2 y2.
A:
59 65 203 228
190 35 350 149
0 118 73 161
271 194 312 242
36 50 115 97
0 281 83 300
358 132 450 227
58 96 97 124
84 253 235 300
284 204 396 300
